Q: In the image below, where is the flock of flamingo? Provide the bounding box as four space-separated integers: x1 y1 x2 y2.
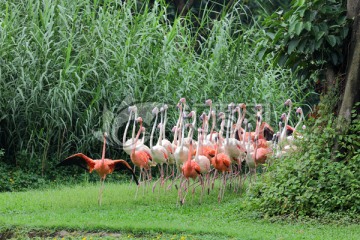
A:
57 98 305 205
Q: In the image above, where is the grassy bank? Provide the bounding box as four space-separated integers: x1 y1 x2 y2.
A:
0 182 359 239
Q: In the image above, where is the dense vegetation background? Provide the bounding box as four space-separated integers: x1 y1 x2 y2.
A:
0 0 359 220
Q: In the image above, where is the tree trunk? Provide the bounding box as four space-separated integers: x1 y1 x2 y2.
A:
332 1 360 161
338 0 360 123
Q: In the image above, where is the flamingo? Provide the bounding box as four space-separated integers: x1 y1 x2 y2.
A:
279 99 293 143
174 113 190 172
199 112 216 160
123 106 139 155
57 132 138 206
161 104 175 165
123 106 152 159
150 107 169 190
130 117 152 188
179 139 201 205
194 128 211 200
211 136 231 202
286 107 305 140
172 98 186 146
223 104 245 171
206 110 218 143
182 110 198 152
204 99 212 135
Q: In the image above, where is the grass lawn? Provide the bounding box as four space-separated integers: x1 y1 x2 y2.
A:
0 181 359 239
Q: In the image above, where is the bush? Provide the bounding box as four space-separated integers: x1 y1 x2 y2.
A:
254 100 360 220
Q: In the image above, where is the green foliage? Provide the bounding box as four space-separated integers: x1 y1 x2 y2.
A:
255 98 360 220
259 0 349 80
0 0 311 174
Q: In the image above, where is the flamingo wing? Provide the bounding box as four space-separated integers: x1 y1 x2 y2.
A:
57 153 95 171
286 125 295 136
262 122 274 141
112 160 139 185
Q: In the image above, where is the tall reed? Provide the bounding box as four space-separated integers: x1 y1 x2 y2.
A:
0 0 311 170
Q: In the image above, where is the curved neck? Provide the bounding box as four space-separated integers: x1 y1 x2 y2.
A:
187 114 196 138
220 118 225 140
123 110 133 145
187 142 193 163
173 105 183 144
163 108 167 140
236 108 246 138
150 113 158 148
157 124 163 146
101 134 106 163
294 112 304 131
195 131 202 159
180 122 185 148
209 113 216 141
205 105 212 133
242 123 247 147
131 111 138 141
132 121 142 153
285 105 292 129
226 111 232 142
255 113 261 138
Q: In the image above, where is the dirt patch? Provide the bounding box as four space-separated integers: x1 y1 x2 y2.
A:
0 229 153 239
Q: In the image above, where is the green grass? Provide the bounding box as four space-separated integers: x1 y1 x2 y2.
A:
0 182 359 239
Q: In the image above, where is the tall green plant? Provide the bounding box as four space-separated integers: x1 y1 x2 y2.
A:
0 0 310 173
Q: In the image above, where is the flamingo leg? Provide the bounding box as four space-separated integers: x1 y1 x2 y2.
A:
211 170 218 190
98 177 105 206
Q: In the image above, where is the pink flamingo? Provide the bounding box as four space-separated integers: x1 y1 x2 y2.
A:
57 132 138 206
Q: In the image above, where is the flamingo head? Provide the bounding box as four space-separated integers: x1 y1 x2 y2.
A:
152 107 159 115
128 105 137 113
243 118 248 125
160 107 164 112
211 110 216 117
233 106 240 114
239 103 246 109
136 117 143 123
163 104 168 110
187 111 195 118
296 107 303 115
171 126 178 132
218 112 225 120
141 127 146 133
272 133 278 143
103 132 108 138
280 113 286 122
199 112 207 122
180 98 186 104
255 104 262 112
284 99 292 107
205 99 212 106
228 102 235 111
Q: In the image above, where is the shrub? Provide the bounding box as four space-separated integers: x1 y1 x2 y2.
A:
254 99 360 220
